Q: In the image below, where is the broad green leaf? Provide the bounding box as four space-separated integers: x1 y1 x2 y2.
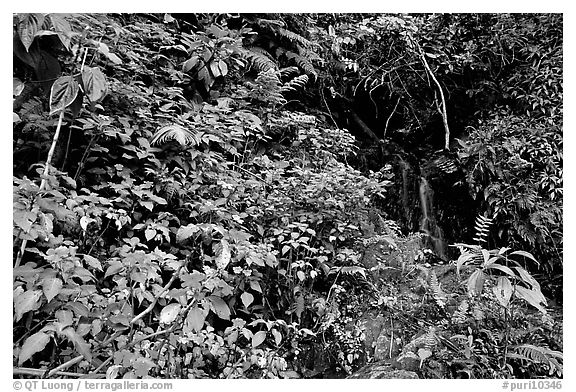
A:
13 77 25 96
493 277 513 308
48 14 72 50
14 289 42 322
215 240 231 270
252 331 267 348
297 270 306 281
249 280 262 293
218 60 229 77
456 252 477 275
93 41 122 64
513 266 541 290
208 295 230 320
83 254 103 271
159 303 181 324
271 328 282 345
55 309 74 328
183 56 199 72
60 327 92 361
467 269 486 296
18 331 51 365
481 249 490 266
514 286 547 314
145 229 156 241
484 263 515 277
81 66 108 102
418 348 432 361
240 292 254 308
104 261 124 278
41 276 62 302
64 301 89 318
49 75 79 115
509 250 539 266
210 61 221 78
185 306 206 333
17 13 45 52
180 271 206 290
176 224 200 242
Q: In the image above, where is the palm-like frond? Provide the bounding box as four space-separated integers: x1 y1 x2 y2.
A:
507 344 563 376
150 124 199 147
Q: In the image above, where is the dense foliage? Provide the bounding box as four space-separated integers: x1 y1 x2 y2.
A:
13 13 562 379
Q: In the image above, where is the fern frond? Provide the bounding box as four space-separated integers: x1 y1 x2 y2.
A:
429 270 446 308
240 47 278 73
151 124 198 147
473 214 493 245
246 70 286 106
277 27 312 48
280 74 309 93
508 344 563 376
279 66 300 80
434 155 458 174
284 51 317 80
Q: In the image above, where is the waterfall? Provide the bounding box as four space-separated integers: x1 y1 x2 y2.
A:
418 176 446 259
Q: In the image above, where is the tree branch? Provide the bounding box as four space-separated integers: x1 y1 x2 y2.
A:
416 43 450 150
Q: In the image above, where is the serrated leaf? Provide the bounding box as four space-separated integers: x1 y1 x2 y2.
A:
159 303 181 324
41 276 62 302
83 254 103 271
240 292 254 308
252 330 267 348
14 289 43 322
185 306 206 333
18 331 51 365
81 66 108 103
215 240 231 270
50 75 79 115
60 327 92 361
18 13 45 52
208 295 230 320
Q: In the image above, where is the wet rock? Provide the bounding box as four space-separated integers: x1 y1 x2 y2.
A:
393 351 420 372
348 361 419 379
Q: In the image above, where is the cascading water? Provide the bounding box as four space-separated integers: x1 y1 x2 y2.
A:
418 176 446 259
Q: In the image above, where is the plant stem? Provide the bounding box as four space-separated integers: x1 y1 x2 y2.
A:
15 110 65 268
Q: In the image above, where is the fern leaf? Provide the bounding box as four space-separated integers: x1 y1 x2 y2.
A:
508 344 563 376
280 66 300 80
151 124 198 147
280 74 309 93
277 27 312 48
284 51 317 80
473 215 493 245
240 47 278 73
